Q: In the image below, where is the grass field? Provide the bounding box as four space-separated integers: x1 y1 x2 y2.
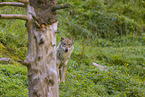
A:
0 0 145 97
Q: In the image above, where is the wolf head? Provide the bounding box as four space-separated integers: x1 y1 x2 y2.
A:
60 36 74 52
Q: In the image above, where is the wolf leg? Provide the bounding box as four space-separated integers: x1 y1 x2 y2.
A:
57 65 60 82
62 65 67 83
60 66 63 82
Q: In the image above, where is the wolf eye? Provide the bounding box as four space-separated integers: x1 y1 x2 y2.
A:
63 43 66 46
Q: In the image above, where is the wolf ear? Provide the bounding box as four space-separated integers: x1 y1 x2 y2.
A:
61 36 65 41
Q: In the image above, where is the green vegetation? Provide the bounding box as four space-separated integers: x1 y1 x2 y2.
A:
0 65 28 96
0 0 145 97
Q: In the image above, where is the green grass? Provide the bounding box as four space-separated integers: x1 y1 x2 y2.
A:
58 36 145 96
0 64 28 96
0 0 145 97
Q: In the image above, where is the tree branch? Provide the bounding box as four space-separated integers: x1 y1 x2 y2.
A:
0 14 30 21
18 60 30 66
55 31 60 34
34 21 40 28
52 3 71 11
29 12 39 22
92 62 108 71
0 58 10 64
0 2 25 7
16 0 29 4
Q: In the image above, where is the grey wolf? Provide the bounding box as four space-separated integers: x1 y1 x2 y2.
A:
56 36 74 83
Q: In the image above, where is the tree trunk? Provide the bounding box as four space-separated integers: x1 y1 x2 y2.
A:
27 22 59 97
22 2 59 97
0 0 70 97
26 6 58 97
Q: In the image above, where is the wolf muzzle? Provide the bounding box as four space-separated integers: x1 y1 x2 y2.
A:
64 49 68 52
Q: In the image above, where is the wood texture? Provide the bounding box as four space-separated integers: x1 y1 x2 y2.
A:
0 2 25 7
25 4 59 97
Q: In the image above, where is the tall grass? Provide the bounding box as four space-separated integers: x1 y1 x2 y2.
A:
0 0 145 96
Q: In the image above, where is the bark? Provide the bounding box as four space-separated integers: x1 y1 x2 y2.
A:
26 21 59 97
0 2 25 7
25 4 59 97
0 14 29 20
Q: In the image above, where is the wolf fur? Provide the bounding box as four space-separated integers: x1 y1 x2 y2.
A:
56 36 74 83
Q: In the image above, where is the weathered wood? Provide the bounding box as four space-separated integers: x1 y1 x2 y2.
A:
26 21 59 97
0 2 25 7
92 62 108 71
18 60 30 66
16 0 29 4
34 21 41 28
25 3 59 97
0 14 30 20
52 3 71 11
0 58 10 64
29 0 57 25
29 12 39 22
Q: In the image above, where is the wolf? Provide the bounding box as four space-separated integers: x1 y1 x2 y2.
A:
56 36 74 83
